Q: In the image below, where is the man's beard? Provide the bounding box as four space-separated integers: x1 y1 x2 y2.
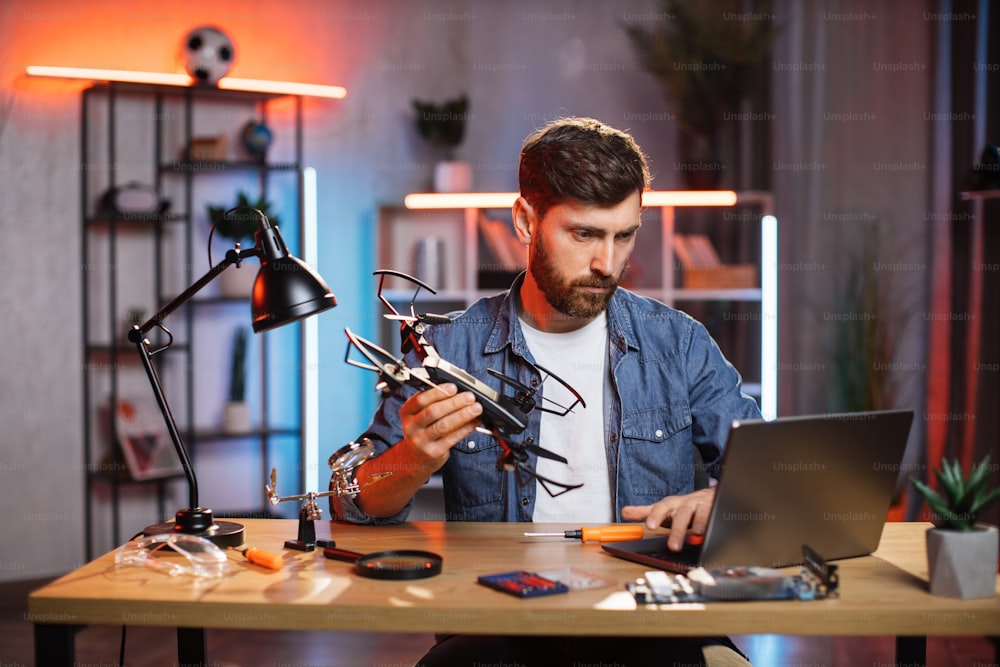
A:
529 233 623 319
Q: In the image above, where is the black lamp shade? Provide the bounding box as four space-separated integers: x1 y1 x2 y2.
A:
252 255 337 332
249 214 336 332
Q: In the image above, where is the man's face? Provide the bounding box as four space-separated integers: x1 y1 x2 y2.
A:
528 193 642 320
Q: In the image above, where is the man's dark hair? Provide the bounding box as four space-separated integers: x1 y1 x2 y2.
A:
518 117 651 221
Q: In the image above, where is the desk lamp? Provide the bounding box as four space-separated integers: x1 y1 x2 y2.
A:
128 206 336 547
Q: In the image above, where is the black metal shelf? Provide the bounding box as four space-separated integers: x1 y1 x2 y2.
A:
80 81 309 558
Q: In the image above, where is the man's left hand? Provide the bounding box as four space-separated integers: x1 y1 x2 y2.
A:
621 487 716 552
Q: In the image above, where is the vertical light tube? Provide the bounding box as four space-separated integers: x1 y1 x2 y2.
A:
760 214 778 420
303 167 320 493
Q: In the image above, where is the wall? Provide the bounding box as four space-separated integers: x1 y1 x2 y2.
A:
0 0 678 578
0 0 953 580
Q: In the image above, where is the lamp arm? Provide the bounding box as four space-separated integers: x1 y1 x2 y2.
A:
132 246 259 337
126 244 259 517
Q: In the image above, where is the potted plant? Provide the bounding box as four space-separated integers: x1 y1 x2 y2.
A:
207 192 279 297
412 95 472 192
910 455 1000 598
222 326 251 435
623 0 776 188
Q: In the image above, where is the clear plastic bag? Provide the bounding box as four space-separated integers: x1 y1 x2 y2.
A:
115 533 229 579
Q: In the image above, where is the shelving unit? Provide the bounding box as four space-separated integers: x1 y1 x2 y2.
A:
80 81 313 558
377 191 776 418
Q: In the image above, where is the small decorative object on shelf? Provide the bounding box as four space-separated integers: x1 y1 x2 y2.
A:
222 326 251 435
187 135 228 162
910 454 1000 598
209 192 280 296
181 25 235 86
241 119 272 158
412 94 471 192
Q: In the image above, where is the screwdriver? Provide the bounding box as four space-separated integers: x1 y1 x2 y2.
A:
523 525 644 543
231 546 284 571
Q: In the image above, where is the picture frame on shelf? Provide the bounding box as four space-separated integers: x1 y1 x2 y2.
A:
110 397 184 481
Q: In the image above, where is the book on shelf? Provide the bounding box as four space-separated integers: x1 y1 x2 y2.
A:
478 212 526 271
673 234 757 289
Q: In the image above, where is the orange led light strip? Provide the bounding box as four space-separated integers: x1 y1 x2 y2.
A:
26 66 347 99
404 190 738 209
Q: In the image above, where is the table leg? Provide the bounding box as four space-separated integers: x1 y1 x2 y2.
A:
896 635 926 667
34 623 80 666
177 626 207 666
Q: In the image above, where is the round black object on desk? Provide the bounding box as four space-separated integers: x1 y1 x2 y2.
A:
323 547 443 580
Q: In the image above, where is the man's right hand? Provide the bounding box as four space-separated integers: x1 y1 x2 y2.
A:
350 383 483 519
399 383 484 471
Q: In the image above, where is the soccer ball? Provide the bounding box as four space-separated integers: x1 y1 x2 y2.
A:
181 26 235 85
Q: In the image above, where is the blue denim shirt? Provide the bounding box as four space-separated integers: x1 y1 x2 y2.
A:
338 274 761 524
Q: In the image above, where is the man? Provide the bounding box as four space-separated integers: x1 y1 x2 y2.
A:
337 117 760 666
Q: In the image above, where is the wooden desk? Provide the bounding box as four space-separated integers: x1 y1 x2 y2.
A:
29 521 999 666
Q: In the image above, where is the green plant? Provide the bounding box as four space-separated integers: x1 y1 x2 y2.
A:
623 0 776 143
207 192 280 243
411 95 469 159
910 455 1000 531
229 326 248 403
822 221 916 414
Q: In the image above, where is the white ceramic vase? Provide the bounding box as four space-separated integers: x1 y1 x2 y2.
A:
222 402 252 435
926 524 998 599
433 160 472 193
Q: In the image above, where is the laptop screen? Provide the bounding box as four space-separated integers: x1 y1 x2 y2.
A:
606 410 914 571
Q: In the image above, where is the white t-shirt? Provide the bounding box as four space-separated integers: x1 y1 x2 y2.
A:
520 314 613 523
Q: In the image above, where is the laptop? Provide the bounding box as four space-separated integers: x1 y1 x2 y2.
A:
603 409 914 572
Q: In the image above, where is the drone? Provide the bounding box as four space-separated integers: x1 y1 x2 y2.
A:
343 269 586 497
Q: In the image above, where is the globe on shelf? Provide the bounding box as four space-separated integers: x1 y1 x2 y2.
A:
241 120 273 157
181 26 235 85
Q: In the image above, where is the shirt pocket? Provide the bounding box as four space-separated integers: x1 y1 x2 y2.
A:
621 403 693 500
443 436 505 513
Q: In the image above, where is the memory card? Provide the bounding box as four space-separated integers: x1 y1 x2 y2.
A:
477 570 570 598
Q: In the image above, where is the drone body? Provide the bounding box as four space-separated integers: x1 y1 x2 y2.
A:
345 270 585 497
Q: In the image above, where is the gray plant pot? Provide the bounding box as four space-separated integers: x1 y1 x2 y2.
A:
926 524 999 599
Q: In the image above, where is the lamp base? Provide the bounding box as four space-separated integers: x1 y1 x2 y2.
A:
144 507 246 549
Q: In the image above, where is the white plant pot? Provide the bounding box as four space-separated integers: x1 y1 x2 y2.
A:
219 264 257 298
433 160 473 193
926 524 998 599
222 401 252 435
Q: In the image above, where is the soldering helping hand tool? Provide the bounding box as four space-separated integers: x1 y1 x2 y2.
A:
523 524 644 543
231 546 284 570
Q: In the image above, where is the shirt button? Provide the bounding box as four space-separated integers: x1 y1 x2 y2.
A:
610 434 618 443
655 429 664 439
468 441 476 449
521 497 530 506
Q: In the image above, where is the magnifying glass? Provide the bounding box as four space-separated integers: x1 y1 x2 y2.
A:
323 546 443 580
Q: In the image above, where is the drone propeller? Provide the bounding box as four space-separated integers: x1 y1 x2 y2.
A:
344 327 435 394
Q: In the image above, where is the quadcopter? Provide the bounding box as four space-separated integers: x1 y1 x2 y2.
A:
343 269 586 497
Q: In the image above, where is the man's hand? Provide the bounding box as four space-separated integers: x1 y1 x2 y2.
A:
399 382 483 471
351 383 483 520
621 487 716 552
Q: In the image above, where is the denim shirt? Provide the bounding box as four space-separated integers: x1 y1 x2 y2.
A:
337 274 762 525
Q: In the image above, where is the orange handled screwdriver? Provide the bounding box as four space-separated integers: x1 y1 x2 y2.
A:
523 525 644 543
231 546 284 571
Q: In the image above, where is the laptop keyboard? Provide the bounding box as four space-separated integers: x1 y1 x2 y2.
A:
604 539 704 573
